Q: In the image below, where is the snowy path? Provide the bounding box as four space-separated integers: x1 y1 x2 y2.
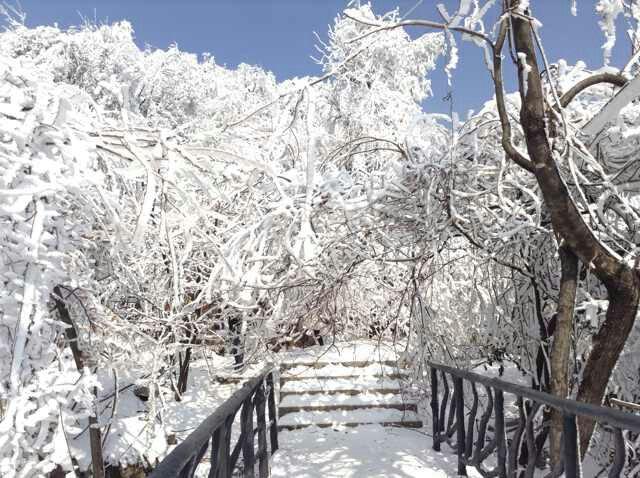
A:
271 425 481 477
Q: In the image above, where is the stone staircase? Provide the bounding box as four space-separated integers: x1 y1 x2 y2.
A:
277 358 422 430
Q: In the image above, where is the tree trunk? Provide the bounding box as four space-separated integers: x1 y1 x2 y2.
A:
228 315 244 370
549 246 579 469
53 286 105 478
576 276 640 456
505 2 640 454
176 347 192 399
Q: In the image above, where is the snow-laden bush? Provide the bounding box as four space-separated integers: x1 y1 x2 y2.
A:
0 55 115 475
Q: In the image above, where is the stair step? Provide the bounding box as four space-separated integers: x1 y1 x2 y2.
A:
281 387 402 398
281 372 407 383
282 363 402 378
278 420 423 431
280 360 398 370
280 391 413 408
279 402 418 415
278 408 422 430
280 376 403 393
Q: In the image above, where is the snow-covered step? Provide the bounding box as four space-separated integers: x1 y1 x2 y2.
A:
280 376 403 397
278 408 422 430
279 392 417 415
280 392 415 408
281 372 407 384
282 363 406 382
280 359 397 370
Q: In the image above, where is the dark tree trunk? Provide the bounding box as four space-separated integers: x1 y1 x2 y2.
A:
53 286 105 478
575 280 640 455
549 246 579 468
504 1 640 454
176 347 192 398
228 316 244 370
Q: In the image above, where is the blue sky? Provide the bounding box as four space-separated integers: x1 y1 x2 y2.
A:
6 1 632 115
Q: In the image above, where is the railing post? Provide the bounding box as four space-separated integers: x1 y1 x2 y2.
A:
563 414 581 478
266 371 279 453
494 389 507 478
609 427 626 478
215 415 234 478
241 396 256 478
430 367 440 452
454 377 467 476
255 382 269 478
508 396 525 477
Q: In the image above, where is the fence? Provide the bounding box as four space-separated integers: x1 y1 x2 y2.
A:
428 361 640 477
149 365 279 478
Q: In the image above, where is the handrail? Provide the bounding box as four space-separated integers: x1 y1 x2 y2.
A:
150 364 279 478
427 361 639 478
429 362 640 432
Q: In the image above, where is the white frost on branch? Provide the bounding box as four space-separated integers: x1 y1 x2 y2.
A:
596 0 625 65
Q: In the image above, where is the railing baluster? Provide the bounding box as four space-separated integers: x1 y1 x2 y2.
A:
218 415 235 478
447 379 457 438
431 366 440 452
454 376 467 476
180 440 210 478
466 382 478 459
524 402 539 478
256 381 269 478
440 371 449 436
494 389 507 478
241 395 256 478
472 386 493 465
562 413 581 478
266 372 279 454
609 427 626 478
208 429 221 478
508 396 525 478
425 362 640 478
179 457 196 478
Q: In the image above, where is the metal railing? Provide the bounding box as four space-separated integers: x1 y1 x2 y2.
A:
150 365 279 478
428 361 640 478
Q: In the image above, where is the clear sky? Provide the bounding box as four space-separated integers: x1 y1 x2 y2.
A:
5 1 633 115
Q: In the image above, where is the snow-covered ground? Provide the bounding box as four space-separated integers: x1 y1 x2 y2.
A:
271 425 482 478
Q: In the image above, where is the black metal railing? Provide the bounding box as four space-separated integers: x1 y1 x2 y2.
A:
150 365 279 478
428 361 640 478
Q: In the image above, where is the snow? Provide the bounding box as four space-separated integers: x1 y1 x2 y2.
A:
596 0 625 65
284 362 401 378
280 391 411 408
271 425 482 477
515 0 530 14
279 408 420 427
517 52 532 96
281 376 403 393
